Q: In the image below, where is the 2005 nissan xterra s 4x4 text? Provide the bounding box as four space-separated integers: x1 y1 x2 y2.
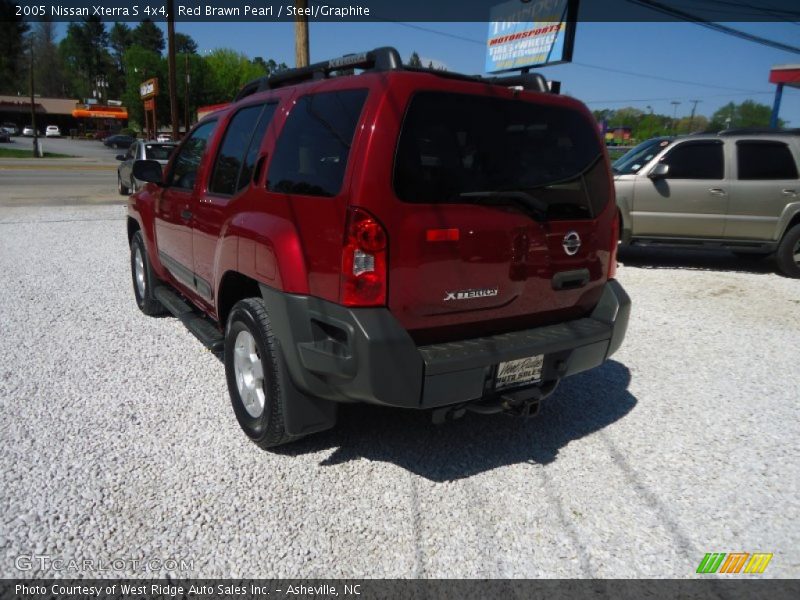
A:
127 47 630 448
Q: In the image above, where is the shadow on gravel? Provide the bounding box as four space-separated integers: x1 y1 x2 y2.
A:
274 360 636 482
618 245 776 275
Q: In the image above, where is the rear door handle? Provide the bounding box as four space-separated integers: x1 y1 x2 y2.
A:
708 188 726 196
181 209 192 220
552 269 590 291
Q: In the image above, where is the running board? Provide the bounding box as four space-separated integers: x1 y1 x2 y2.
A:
154 286 225 352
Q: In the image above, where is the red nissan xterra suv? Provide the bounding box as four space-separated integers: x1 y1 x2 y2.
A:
127 47 630 448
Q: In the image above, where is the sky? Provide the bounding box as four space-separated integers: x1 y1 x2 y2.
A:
60 19 800 125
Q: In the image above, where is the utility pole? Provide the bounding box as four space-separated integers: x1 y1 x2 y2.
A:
295 0 310 67
688 99 701 132
670 100 681 134
29 38 40 158
166 0 179 139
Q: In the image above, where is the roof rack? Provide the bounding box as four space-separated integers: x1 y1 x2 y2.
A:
234 46 550 102
719 127 800 136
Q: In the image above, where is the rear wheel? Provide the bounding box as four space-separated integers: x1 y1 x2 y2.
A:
130 230 166 315
776 224 800 278
118 174 129 195
224 297 297 449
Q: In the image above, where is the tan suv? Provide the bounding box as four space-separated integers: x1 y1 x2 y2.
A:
613 129 800 277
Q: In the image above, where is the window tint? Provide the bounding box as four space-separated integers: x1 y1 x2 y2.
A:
266 89 368 197
210 103 277 195
660 142 723 179
737 141 798 180
144 143 176 161
169 120 217 189
393 91 608 219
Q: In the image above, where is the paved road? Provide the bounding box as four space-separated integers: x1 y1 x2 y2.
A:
0 202 797 578
0 137 127 206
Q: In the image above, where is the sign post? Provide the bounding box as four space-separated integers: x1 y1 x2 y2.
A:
139 78 159 140
485 0 578 74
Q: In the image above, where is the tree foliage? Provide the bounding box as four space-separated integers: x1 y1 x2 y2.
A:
708 100 782 130
407 51 422 68
134 19 165 55
0 0 29 94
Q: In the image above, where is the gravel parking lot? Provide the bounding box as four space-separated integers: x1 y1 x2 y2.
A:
0 203 798 578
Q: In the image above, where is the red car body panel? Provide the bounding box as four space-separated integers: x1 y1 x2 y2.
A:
128 71 617 340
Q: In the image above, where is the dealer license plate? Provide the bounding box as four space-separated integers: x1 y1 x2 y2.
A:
495 355 544 390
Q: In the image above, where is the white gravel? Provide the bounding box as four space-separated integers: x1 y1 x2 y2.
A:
0 204 798 578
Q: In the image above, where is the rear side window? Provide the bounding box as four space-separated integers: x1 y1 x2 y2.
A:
394 91 608 219
266 89 368 197
144 144 175 161
210 103 277 195
737 141 798 180
660 141 723 179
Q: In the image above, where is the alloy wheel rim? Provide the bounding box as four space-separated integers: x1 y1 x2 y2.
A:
134 246 146 298
233 330 266 418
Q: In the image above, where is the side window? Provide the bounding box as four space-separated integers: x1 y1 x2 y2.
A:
266 89 368 197
210 103 277 196
169 120 217 190
660 142 723 179
737 141 798 180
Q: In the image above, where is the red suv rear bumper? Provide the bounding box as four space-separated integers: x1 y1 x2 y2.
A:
259 280 630 434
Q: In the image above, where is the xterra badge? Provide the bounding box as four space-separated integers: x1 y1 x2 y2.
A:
443 288 499 301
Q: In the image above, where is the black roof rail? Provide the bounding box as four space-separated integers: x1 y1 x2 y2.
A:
234 46 402 101
233 46 552 102
719 127 800 136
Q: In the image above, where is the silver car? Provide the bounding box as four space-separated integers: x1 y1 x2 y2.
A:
117 140 176 195
614 130 800 277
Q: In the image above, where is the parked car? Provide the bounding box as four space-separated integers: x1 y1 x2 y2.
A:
104 134 136 149
22 126 37 137
156 133 173 142
614 129 800 277
0 129 10 143
1 122 19 136
116 141 177 194
127 47 629 448
45 125 61 138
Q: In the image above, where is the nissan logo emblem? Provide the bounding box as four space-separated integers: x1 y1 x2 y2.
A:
562 231 581 256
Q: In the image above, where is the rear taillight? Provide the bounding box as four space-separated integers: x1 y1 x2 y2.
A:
340 207 387 306
608 209 620 279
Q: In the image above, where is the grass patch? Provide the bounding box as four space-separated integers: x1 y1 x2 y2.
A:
0 147 73 158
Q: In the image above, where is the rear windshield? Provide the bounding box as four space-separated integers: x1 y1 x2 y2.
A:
394 91 609 219
144 144 175 161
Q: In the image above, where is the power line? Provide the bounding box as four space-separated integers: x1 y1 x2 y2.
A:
627 0 800 53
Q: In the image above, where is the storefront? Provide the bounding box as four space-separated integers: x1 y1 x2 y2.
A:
0 95 128 135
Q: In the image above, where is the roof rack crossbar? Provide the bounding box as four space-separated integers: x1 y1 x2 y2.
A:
234 46 402 101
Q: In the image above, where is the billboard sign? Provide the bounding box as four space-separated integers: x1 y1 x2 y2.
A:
486 0 577 73
139 78 159 100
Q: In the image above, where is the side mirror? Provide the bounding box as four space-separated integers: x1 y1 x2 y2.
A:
648 163 669 179
115 154 125 161
132 159 163 185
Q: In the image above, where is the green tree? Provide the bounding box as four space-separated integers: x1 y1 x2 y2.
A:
32 19 68 97
175 32 198 55
675 114 709 134
0 0 30 94
708 100 782 131
204 48 267 102
252 56 287 77
407 51 422 68
59 17 113 100
134 19 164 55
109 22 133 70
122 45 165 129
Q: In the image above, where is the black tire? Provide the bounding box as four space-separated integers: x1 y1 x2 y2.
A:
130 230 166 315
776 223 800 278
118 174 129 195
224 297 297 449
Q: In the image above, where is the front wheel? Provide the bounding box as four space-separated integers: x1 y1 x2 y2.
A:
776 224 800 278
224 298 297 449
130 230 166 315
